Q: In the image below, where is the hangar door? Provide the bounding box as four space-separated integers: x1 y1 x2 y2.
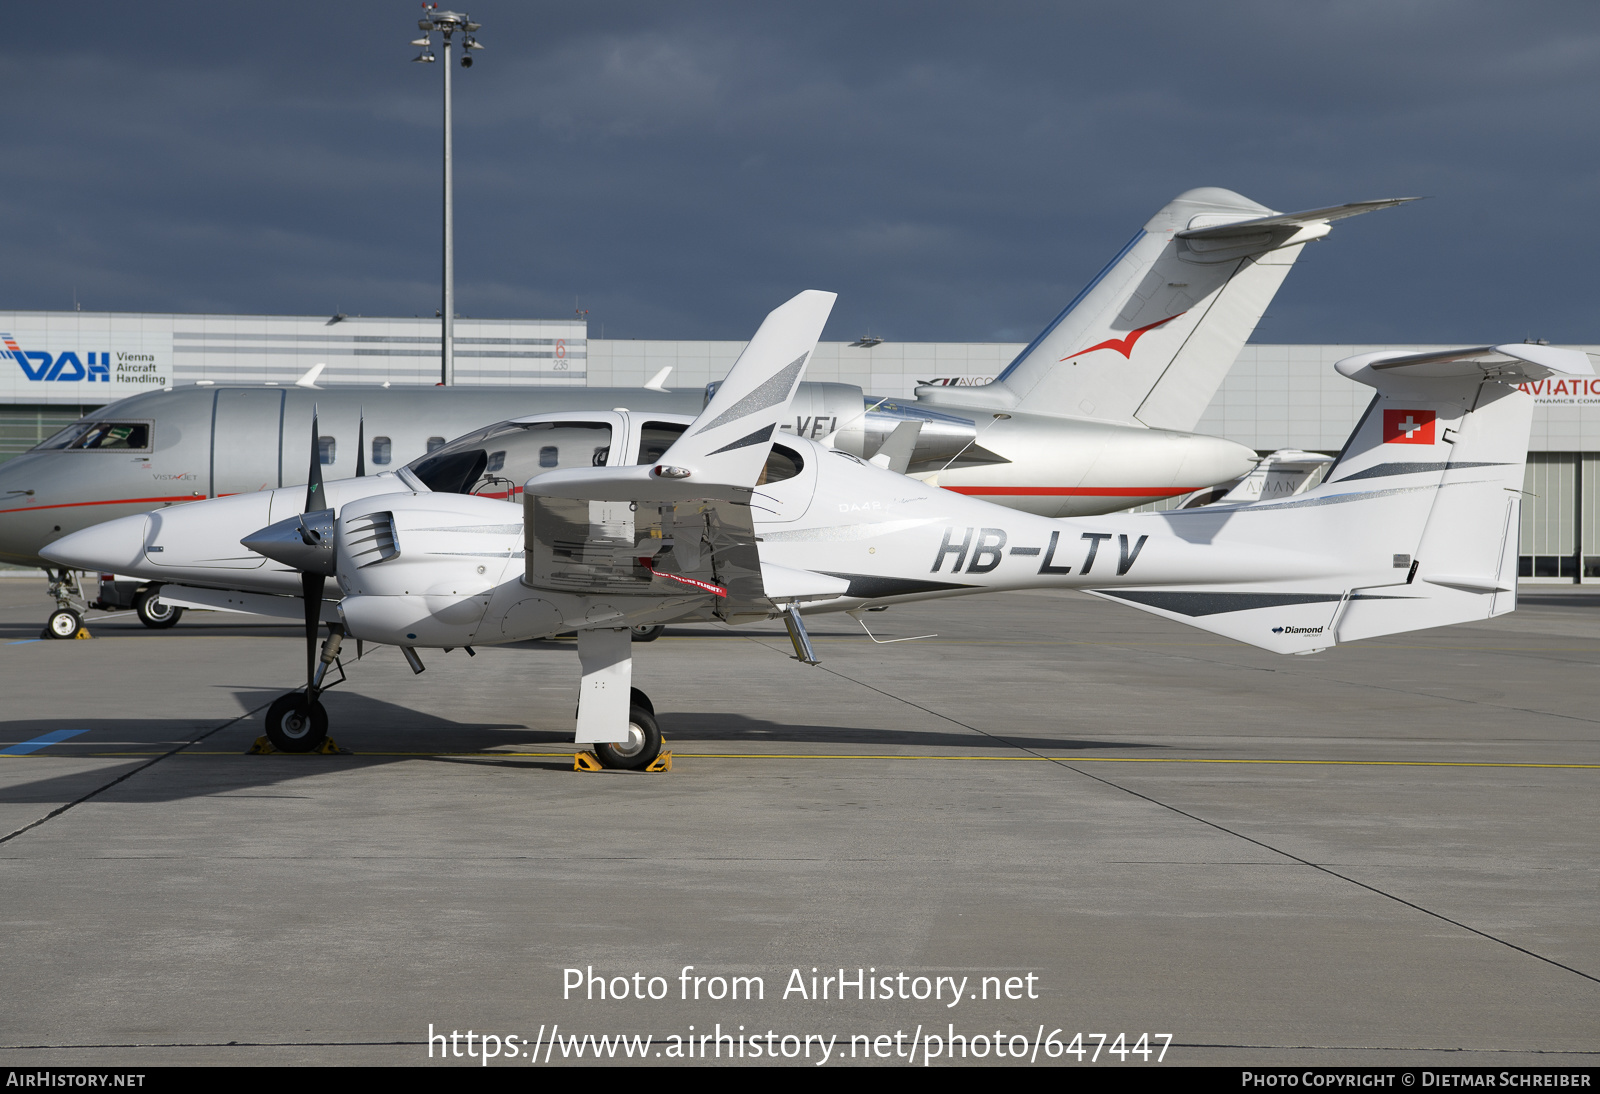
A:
1517 452 1600 583
210 389 284 498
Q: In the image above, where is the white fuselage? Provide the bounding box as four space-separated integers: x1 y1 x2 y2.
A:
44 412 1348 652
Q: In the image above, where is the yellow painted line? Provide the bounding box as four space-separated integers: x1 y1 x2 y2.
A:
33 751 1600 769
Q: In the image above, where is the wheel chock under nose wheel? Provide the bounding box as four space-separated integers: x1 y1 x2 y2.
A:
573 749 673 772
247 735 352 756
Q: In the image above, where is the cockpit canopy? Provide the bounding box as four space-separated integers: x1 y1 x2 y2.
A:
402 414 802 499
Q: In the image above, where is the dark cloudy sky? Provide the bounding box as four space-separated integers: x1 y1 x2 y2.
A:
4 2 1599 345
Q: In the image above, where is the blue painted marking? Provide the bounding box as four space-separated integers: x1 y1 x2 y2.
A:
995 228 1147 384
7 639 42 646
1 729 89 756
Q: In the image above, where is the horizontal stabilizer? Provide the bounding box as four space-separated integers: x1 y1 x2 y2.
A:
1177 197 1419 240
1338 343 1593 385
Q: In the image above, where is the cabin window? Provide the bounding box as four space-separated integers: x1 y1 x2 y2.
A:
407 420 613 495
636 422 688 465
760 444 804 484
371 436 392 466
426 436 446 454
317 436 336 465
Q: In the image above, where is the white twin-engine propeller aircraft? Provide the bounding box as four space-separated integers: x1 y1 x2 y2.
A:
43 291 1588 770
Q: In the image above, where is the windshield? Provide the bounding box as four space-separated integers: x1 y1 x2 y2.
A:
33 421 152 452
406 420 613 497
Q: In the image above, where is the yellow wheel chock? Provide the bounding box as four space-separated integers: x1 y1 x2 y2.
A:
573 750 673 772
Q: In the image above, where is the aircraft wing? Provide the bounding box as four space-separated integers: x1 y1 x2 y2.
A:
522 289 837 623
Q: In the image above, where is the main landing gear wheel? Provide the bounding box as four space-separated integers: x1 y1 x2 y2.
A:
43 608 81 640
264 692 329 753
594 704 662 771
631 625 664 642
134 589 184 629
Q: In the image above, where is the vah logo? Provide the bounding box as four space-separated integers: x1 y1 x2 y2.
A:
1 333 113 382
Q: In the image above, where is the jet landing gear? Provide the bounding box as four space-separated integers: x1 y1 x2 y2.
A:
45 608 83 640
41 568 88 640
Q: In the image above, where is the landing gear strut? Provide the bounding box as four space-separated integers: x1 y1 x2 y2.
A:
264 625 344 753
41 568 87 639
574 628 667 770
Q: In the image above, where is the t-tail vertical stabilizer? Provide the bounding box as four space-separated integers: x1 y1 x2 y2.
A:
1089 344 1592 653
925 190 1414 430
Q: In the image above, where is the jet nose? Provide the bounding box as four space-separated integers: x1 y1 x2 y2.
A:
40 513 150 572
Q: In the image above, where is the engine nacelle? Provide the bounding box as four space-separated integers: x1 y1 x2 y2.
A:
712 381 986 468
332 491 523 645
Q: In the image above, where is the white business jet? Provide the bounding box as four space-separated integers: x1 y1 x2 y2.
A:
43 291 1581 770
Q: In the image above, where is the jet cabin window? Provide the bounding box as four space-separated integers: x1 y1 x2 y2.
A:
35 421 153 452
406 421 614 498
632 421 802 484
371 436 392 466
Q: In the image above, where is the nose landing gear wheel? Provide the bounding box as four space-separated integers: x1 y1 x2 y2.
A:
264 692 329 753
593 705 662 770
134 589 184 629
630 625 665 642
43 609 81 640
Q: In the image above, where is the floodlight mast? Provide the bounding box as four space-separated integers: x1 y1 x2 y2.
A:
411 5 483 385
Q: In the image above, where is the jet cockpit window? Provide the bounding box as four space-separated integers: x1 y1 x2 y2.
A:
633 421 802 484
40 421 153 452
33 423 93 450
405 420 614 498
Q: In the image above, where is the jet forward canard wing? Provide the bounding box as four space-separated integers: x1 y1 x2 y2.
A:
522 290 837 623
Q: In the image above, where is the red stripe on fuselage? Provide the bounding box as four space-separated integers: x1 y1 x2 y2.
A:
0 495 206 516
941 485 1199 497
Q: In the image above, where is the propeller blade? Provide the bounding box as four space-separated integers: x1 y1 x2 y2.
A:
355 410 366 478
301 571 325 690
305 405 325 514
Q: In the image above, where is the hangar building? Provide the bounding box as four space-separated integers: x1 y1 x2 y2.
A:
3 310 1597 584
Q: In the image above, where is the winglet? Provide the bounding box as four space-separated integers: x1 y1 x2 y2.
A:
653 289 836 488
643 366 673 392
525 290 836 503
295 363 326 389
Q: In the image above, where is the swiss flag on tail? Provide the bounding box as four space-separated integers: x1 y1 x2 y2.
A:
1382 409 1435 445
